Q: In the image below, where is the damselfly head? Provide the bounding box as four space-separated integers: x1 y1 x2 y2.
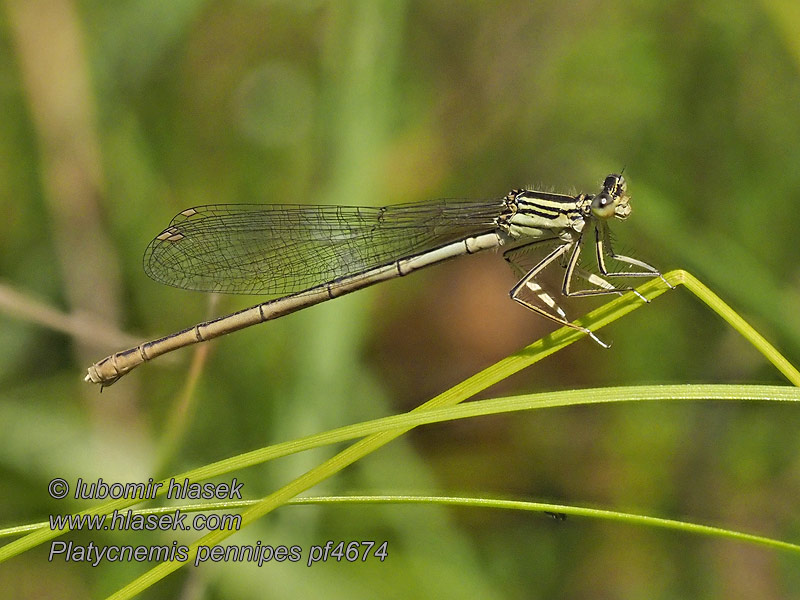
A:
591 173 631 221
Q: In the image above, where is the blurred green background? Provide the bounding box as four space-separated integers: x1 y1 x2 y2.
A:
2 0 800 598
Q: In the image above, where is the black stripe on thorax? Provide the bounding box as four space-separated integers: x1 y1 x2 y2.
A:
516 191 581 219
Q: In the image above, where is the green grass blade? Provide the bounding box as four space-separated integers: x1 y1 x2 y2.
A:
671 270 800 385
8 493 799 555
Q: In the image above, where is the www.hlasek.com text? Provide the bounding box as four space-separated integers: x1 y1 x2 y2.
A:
49 508 241 532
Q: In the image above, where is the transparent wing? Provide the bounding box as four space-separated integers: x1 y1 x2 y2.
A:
144 199 505 295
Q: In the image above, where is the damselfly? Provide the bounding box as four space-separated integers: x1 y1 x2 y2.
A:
85 174 661 386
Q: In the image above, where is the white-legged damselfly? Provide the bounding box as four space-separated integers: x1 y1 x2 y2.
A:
85 174 661 386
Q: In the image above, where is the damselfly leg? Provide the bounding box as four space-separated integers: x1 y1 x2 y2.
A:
506 239 612 348
595 222 673 288
505 221 660 347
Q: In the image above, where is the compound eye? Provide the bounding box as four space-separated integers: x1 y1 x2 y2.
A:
591 192 617 219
